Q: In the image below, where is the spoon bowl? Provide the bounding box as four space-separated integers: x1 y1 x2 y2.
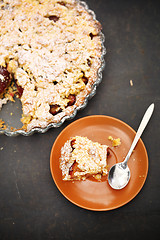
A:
108 163 130 190
108 103 154 190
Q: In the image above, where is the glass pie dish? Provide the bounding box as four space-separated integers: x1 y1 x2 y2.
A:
0 0 106 136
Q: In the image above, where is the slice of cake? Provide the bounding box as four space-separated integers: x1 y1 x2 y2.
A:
60 136 109 181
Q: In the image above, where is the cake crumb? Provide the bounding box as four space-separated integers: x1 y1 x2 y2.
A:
108 136 113 141
112 138 121 147
108 136 121 147
0 119 7 130
130 80 133 86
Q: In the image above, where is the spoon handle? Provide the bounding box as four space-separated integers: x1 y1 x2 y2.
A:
123 103 154 166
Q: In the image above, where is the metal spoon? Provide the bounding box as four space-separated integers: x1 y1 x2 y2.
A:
108 103 154 190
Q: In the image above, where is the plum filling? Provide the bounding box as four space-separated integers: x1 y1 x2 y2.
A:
48 15 59 22
49 104 62 115
57 1 66 6
89 32 98 40
69 161 78 178
14 81 24 98
67 94 76 106
70 139 76 150
49 94 75 116
0 66 11 95
82 76 88 85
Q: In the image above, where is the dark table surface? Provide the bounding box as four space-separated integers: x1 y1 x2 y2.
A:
0 0 160 239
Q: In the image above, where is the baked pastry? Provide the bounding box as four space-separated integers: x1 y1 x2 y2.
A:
0 0 103 132
60 136 109 181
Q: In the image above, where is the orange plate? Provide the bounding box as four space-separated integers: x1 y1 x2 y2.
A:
50 115 148 211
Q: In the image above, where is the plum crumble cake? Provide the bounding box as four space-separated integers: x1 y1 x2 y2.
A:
0 0 103 132
60 136 109 181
